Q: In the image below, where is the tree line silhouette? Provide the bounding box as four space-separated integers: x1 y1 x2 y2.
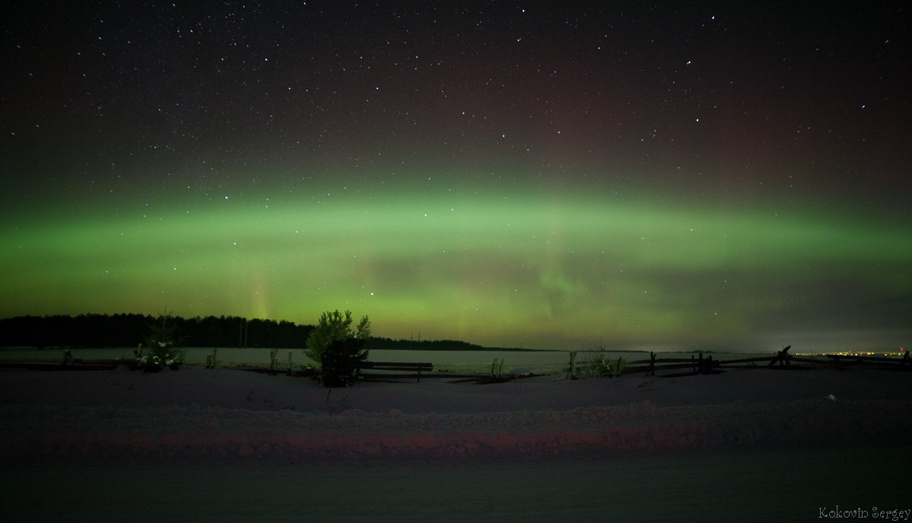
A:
0 314 313 349
0 314 505 351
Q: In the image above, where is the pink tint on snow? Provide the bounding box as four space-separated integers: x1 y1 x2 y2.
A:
1 365 909 461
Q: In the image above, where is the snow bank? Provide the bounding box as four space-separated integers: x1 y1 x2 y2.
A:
1 365 908 462
2 398 907 461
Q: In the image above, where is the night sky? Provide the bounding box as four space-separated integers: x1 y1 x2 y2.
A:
2 2 910 352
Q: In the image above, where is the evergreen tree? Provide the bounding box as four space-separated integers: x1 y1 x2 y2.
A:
320 338 369 387
136 312 184 371
304 310 371 365
304 310 371 387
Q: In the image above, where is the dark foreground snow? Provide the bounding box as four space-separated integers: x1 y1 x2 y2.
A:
4 447 909 522
1 365 909 521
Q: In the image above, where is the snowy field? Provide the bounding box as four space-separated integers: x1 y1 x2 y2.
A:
1 365 909 521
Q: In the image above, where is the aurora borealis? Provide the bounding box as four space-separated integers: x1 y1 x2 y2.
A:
2 3 910 351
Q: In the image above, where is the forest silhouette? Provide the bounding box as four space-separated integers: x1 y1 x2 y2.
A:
0 314 501 351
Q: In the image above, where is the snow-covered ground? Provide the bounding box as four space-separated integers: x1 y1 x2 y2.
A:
1 365 909 521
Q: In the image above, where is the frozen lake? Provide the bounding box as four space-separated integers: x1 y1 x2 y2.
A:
0 346 792 373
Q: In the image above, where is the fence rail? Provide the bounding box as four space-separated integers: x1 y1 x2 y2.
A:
562 346 910 379
0 346 908 381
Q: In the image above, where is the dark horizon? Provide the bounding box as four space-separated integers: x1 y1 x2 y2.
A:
0 312 906 355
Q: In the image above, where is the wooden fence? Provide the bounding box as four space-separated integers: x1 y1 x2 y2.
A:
565 346 910 379
1 346 908 381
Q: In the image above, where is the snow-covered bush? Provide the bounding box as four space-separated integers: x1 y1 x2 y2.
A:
135 313 184 372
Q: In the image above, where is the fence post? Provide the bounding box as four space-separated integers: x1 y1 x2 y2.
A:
490 358 504 379
568 351 577 380
768 345 791 369
269 348 278 375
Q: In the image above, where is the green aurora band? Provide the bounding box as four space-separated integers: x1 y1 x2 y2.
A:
2 185 909 352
